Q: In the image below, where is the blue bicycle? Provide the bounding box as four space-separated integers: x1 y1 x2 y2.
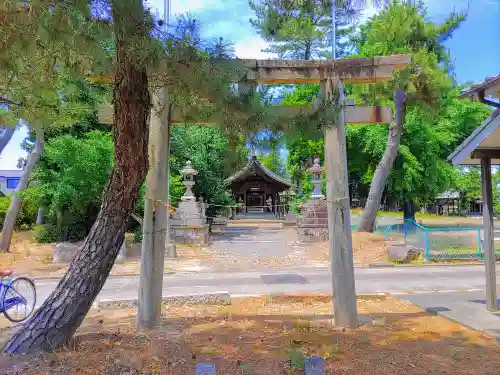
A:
0 268 36 322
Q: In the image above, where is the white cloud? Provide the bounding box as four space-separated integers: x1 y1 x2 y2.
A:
234 37 273 59
147 0 221 18
361 3 378 22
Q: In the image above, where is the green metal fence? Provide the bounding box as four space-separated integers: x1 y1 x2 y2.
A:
383 219 500 261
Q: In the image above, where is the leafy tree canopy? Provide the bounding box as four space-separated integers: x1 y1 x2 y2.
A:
276 1 490 208
25 130 114 241
249 0 359 59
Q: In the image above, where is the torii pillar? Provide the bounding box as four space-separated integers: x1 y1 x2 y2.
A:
323 76 358 327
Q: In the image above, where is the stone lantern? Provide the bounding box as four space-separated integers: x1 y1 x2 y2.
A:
308 157 325 199
296 157 328 242
180 160 197 201
170 160 209 246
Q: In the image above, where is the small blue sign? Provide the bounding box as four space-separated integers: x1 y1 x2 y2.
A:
305 356 324 375
196 363 216 375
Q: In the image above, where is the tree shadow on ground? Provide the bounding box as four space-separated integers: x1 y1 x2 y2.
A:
2 297 498 375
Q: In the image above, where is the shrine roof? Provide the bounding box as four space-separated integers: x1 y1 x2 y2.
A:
448 109 500 166
224 155 292 188
460 74 500 99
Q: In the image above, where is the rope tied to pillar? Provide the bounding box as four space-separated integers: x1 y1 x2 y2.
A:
320 60 343 129
324 59 336 102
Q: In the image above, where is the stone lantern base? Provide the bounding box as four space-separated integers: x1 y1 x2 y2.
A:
170 225 209 246
297 199 329 242
170 199 209 245
283 211 298 226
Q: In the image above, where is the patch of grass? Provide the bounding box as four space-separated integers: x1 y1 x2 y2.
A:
286 347 305 372
391 331 416 341
239 362 252 375
323 343 342 360
410 252 427 264
292 319 313 332
200 346 220 356
357 332 371 345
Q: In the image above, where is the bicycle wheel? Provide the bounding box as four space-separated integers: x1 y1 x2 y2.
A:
2 277 36 323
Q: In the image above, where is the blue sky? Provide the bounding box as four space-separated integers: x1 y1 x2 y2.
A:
1 0 499 170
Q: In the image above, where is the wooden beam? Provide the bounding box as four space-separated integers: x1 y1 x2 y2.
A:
471 149 500 159
343 105 391 124
87 54 411 85
98 104 392 125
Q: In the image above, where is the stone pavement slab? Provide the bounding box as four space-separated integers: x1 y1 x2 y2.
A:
394 290 500 343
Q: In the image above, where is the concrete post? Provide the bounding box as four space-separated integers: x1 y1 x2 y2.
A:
323 78 359 328
480 157 498 311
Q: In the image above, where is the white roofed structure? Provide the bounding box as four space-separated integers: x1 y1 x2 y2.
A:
448 74 500 312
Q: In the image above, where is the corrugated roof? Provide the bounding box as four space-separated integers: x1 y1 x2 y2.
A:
436 190 460 199
225 156 292 188
0 170 22 178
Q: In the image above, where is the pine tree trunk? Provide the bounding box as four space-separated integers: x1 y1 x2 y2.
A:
36 206 45 225
2 0 150 354
55 208 63 239
0 126 15 155
403 198 416 221
357 89 406 232
0 127 44 252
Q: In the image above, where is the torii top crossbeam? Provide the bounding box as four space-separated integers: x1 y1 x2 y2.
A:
89 54 411 85
238 54 410 84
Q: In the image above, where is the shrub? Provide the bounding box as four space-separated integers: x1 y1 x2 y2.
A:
133 226 143 243
32 224 58 243
0 194 37 229
0 195 10 227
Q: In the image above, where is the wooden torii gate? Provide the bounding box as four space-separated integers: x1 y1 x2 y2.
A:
99 54 410 329
98 55 410 125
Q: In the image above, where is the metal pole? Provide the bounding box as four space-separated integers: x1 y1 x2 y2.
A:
164 0 170 34
331 0 336 59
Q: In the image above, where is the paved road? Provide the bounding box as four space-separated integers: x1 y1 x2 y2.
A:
395 290 500 342
32 265 496 307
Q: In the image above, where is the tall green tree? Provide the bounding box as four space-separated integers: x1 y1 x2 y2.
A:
249 1 390 194
4 0 301 351
25 131 114 241
355 0 467 231
280 86 322 191
386 94 490 208
0 1 111 251
249 0 360 59
3 0 151 353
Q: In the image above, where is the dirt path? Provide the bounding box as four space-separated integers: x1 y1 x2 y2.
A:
1 228 389 278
